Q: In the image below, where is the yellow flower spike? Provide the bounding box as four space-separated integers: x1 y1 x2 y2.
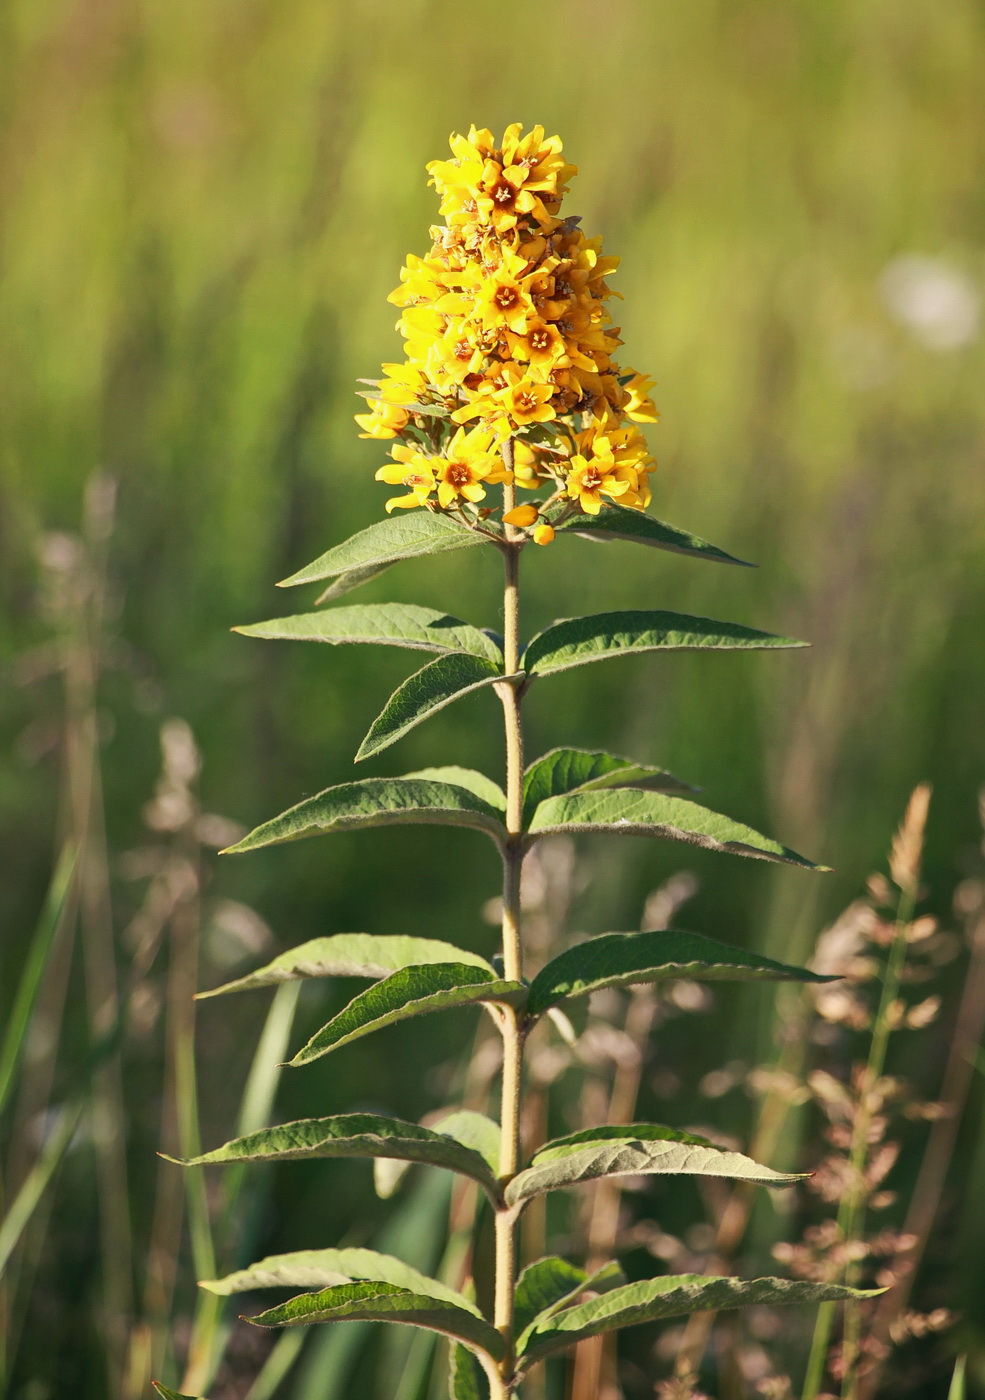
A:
503 504 539 528
359 124 658 524
532 523 556 545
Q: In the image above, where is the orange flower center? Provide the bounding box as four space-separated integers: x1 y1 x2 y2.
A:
529 329 551 352
446 461 472 487
495 285 520 310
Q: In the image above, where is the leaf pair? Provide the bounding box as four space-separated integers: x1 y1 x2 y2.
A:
276 502 753 601
199 927 835 1072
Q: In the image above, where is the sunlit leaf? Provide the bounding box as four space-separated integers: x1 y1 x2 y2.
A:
313 560 394 603
170 1113 501 1201
526 928 835 1016
524 610 804 677
278 514 483 589
521 747 695 826
222 777 508 855
506 1124 805 1206
552 503 753 567
431 1110 501 1175
356 655 514 761
200 1245 477 1312
234 602 500 662
518 1275 882 1368
399 766 506 811
247 1280 505 1361
526 789 825 869
289 964 525 1065
198 933 494 999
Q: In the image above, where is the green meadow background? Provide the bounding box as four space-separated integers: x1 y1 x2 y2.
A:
2 1 984 1396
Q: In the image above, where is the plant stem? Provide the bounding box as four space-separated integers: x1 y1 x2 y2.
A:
495 443 525 1393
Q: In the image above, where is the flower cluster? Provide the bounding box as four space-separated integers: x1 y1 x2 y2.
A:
356 124 658 539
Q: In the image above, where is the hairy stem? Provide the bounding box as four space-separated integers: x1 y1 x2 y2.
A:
495 444 525 1391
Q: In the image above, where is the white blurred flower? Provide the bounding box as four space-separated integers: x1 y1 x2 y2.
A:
879 255 981 350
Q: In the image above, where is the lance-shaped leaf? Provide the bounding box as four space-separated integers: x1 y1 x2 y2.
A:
397 766 506 811
357 655 518 762
247 1280 505 1361
171 1113 501 1201
527 928 835 1017
432 1110 502 1175
506 1124 805 1207
278 513 483 589
523 610 804 677
201 1245 477 1312
526 789 824 869
313 560 395 604
513 1257 625 1346
152 1387 204 1400
234 603 500 663
289 964 526 1066
551 502 753 567
199 933 494 999
222 777 508 855
449 1343 488 1400
522 747 696 826
518 1274 882 1368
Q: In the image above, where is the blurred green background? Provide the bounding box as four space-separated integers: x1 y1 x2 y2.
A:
2 0 984 1397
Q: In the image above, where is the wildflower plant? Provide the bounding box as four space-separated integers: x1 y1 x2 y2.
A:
163 125 874 1399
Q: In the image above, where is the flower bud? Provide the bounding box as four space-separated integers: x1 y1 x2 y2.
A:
533 523 556 546
503 504 539 527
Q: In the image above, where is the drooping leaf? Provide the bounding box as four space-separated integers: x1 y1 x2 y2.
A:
552 503 753 567
506 1124 805 1206
222 778 508 855
314 560 395 604
518 1275 882 1368
523 610 805 677
198 933 494 999
400 767 506 811
513 1257 625 1346
449 1342 489 1400
200 1246 477 1312
356 655 515 762
521 747 695 826
278 514 483 589
234 603 500 663
170 1113 501 1201
526 789 825 869
288 964 526 1066
430 1111 502 1175
247 1280 504 1362
526 928 835 1016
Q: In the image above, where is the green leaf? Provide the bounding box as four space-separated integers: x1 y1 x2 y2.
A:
289 964 526 1066
234 603 501 663
222 777 508 855
399 766 506 811
526 789 825 870
518 1275 882 1368
513 1258 624 1346
948 1356 967 1400
552 502 753 567
431 1111 501 1175
152 1386 205 1400
356 655 515 762
278 514 483 589
449 1342 489 1400
247 1280 505 1362
200 1246 477 1312
170 1113 501 1201
522 747 696 826
198 933 495 999
523 610 805 677
313 560 395 603
506 1124 805 1207
526 928 835 1016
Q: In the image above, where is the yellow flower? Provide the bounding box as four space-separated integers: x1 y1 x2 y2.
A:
532 523 556 545
433 425 510 508
375 445 437 511
621 370 659 424
355 400 410 439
